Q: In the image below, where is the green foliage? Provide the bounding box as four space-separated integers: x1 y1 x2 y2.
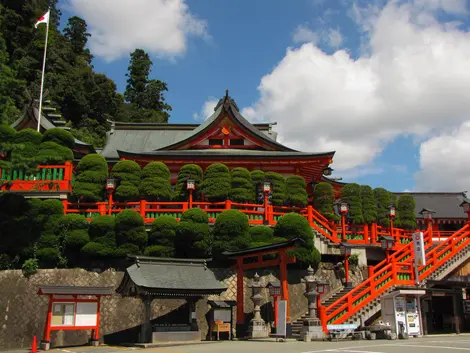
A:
341 183 364 224
286 175 308 207
230 167 255 203
249 226 274 243
349 253 359 267
374 188 393 227
265 172 286 206
173 164 203 201
202 163 231 202
22 258 38 278
42 128 75 149
36 247 62 268
36 141 73 165
250 170 265 203
274 212 320 268
84 215 116 258
396 194 417 230
140 162 172 201
115 210 147 253
147 216 177 257
213 210 251 257
313 182 339 221
361 185 377 224
111 160 141 201
72 154 108 201
175 208 210 258
9 129 42 170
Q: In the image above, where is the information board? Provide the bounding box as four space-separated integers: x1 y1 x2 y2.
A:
75 302 98 327
213 308 231 322
276 300 287 337
412 232 426 266
51 302 75 327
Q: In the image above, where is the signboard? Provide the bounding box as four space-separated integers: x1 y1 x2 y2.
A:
75 302 98 327
51 302 75 327
412 232 426 266
276 300 287 337
213 308 231 323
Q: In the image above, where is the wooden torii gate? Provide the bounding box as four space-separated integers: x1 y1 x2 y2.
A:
223 237 304 338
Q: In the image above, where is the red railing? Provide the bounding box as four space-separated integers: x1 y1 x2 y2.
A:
324 224 470 325
0 162 73 193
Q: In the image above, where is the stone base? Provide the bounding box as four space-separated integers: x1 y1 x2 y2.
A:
152 331 201 343
301 318 325 341
248 319 268 339
90 340 100 347
40 340 50 351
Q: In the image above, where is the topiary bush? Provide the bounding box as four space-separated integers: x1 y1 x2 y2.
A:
249 226 274 243
265 172 286 206
396 194 416 230
313 182 339 221
361 185 377 224
146 215 177 257
115 210 147 255
111 160 141 201
175 208 210 258
140 162 172 201
230 167 255 203
341 183 364 224
202 163 231 202
0 124 16 169
42 128 75 149
286 175 308 207
212 210 251 257
10 128 42 170
72 154 108 201
82 215 116 258
273 212 320 268
250 170 265 203
173 164 203 201
36 141 74 165
374 188 393 227
54 214 89 267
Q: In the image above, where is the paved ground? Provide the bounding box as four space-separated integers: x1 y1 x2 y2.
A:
6 336 470 353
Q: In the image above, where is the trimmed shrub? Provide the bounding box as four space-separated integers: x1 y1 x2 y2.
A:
55 214 89 267
10 129 42 170
36 247 62 268
0 124 16 167
111 160 141 201
202 163 231 202
313 182 339 221
341 183 364 224
72 154 108 202
36 141 74 165
140 162 172 201
265 172 286 206
42 128 75 149
175 208 210 258
396 194 416 230
286 175 308 207
249 226 273 243
83 215 116 258
250 170 265 203
147 215 177 257
361 185 377 224
13 128 42 145
173 164 203 201
115 210 148 254
213 210 251 257
374 188 393 227
230 167 255 203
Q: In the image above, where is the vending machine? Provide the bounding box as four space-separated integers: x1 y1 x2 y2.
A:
381 289 425 338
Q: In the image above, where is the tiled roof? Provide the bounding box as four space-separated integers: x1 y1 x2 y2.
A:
393 192 467 219
37 285 113 296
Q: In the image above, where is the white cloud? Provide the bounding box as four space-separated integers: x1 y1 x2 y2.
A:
414 122 470 191
292 25 318 44
328 28 343 48
193 97 218 121
68 0 208 61
244 0 470 187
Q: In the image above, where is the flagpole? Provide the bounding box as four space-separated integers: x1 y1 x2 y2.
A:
36 11 50 132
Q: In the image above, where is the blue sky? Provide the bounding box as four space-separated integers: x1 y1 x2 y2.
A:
61 0 470 193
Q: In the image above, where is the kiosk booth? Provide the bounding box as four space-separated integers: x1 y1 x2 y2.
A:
381 288 426 338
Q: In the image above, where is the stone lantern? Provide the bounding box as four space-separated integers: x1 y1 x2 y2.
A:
248 273 267 338
301 266 326 341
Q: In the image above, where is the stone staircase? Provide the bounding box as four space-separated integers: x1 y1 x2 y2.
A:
291 286 354 339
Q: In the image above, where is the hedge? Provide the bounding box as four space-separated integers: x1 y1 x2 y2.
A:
115 210 147 253
286 175 308 207
396 194 416 230
374 188 393 227
111 160 141 201
147 215 177 257
140 162 172 201
341 183 364 224
83 215 116 258
175 208 210 258
213 210 251 257
265 172 286 206
72 154 108 201
202 163 231 202
361 185 377 224
230 167 255 203
313 182 338 221
173 164 203 201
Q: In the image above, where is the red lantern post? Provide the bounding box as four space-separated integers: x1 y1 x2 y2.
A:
186 178 196 209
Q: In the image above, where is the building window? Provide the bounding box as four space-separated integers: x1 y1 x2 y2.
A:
230 139 244 146
209 139 223 145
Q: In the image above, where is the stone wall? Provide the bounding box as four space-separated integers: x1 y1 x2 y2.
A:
0 264 364 349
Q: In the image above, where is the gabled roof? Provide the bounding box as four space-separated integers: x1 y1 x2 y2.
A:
392 192 467 219
222 237 305 257
116 256 226 297
38 285 113 296
159 93 295 152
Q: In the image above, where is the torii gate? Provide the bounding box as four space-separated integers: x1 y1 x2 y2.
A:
223 237 304 338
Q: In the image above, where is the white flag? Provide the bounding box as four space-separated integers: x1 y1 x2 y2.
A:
34 10 50 28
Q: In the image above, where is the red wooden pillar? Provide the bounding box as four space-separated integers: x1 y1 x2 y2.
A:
279 250 290 323
273 295 278 328
94 297 101 341
107 192 113 216
319 305 327 333
140 199 146 219
98 203 106 216
363 224 369 243
307 205 313 224
62 200 68 215
236 258 245 337
341 214 346 242
225 199 232 210
42 295 53 346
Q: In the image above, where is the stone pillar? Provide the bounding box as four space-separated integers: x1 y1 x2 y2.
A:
248 273 268 338
140 295 153 343
301 266 326 341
